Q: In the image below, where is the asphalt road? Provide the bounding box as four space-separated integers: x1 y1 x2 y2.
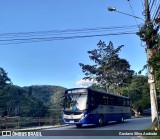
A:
0 117 153 139
50 116 152 130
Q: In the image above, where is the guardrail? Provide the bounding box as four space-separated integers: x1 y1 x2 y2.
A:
0 116 62 129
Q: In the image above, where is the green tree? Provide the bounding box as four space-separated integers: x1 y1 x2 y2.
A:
0 67 66 117
0 84 47 117
115 75 150 116
0 67 11 89
79 40 134 92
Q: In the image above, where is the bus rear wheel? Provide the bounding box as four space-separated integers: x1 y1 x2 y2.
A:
117 116 124 123
76 124 82 128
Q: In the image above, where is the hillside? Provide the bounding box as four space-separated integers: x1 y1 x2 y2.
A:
23 85 67 116
24 85 66 105
0 84 67 117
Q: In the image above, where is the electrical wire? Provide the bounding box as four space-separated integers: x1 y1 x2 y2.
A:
151 0 160 20
128 1 140 27
0 25 139 45
141 0 145 11
150 0 155 14
0 32 137 45
0 25 139 38
153 2 160 20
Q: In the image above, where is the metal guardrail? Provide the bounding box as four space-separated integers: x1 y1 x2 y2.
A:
0 116 61 129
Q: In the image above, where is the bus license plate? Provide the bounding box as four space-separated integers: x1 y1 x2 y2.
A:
70 120 74 123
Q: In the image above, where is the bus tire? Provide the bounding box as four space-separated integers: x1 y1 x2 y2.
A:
76 124 82 128
97 115 104 127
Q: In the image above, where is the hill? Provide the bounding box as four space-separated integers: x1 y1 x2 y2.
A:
24 85 66 105
23 85 67 116
0 84 67 117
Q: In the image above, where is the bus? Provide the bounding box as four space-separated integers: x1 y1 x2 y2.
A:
61 88 131 127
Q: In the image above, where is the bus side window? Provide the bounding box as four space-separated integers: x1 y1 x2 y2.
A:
104 96 109 105
126 99 130 106
98 94 103 105
91 96 94 105
114 97 118 106
102 95 107 105
122 99 127 106
118 98 122 106
109 96 114 105
90 94 96 107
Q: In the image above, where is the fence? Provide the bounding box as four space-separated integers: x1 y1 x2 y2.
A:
0 116 61 129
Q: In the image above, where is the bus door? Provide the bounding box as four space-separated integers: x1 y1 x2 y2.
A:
88 92 98 111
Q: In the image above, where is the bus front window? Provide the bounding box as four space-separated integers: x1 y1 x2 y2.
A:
64 94 87 111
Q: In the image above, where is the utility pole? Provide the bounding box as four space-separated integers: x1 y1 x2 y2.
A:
144 0 159 125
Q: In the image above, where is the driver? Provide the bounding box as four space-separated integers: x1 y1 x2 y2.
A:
72 101 79 110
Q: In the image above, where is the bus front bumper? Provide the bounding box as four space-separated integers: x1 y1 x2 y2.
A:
62 113 96 125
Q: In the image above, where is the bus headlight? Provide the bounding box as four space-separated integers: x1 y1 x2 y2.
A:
81 114 88 120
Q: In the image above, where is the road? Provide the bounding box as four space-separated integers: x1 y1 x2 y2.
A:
0 117 153 139
50 116 152 130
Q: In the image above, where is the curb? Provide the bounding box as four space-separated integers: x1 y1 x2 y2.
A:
0 124 69 132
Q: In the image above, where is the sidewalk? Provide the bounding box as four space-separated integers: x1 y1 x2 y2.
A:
1 124 69 132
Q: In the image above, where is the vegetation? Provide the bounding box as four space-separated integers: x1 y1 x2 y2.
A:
137 22 160 92
0 67 66 117
80 40 150 116
79 40 134 92
90 75 150 116
23 85 66 117
0 40 152 118
112 75 150 116
0 67 12 89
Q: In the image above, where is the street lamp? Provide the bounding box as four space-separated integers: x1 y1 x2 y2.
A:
108 7 144 22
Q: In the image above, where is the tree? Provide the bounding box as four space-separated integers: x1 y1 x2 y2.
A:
0 67 12 89
79 40 134 92
0 67 66 117
115 75 150 116
0 84 47 117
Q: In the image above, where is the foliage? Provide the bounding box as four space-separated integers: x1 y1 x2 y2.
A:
137 22 160 91
113 75 150 114
79 40 134 92
0 84 66 117
0 67 12 89
24 85 66 116
0 67 67 117
0 84 48 117
89 83 106 91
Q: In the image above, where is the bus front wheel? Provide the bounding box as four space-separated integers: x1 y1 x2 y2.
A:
97 115 104 127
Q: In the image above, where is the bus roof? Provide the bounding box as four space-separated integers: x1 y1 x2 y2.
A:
65 88 130 99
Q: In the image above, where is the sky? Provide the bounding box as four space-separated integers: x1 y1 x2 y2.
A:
0 0 147 89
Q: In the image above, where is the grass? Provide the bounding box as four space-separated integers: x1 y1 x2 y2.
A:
143 118 160 139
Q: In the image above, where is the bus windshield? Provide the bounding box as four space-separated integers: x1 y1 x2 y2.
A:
64 93 87 111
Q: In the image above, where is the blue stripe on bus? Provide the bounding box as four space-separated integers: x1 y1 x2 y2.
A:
62 113 131 125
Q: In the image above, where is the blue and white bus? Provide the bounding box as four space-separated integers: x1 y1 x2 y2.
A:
62 88 131 127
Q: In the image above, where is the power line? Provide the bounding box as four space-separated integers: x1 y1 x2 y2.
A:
128 1 140 27
0 32 137 45
149 0 155 13
150 0 160 20
153 2 160 20
0 25 139 45
0 25 139 38
141 0 145 11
